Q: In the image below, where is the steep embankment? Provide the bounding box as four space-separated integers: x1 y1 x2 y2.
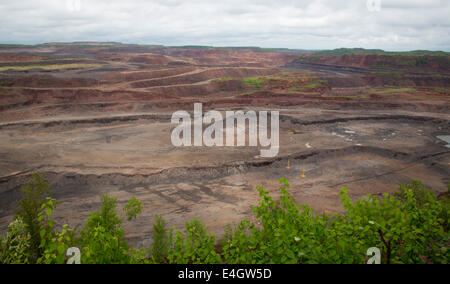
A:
288 54 450 73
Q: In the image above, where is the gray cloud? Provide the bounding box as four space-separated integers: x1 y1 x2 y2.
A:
0 0 448 51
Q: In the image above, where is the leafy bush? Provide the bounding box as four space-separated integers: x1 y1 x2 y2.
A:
16 173 51 262
123 196 142 221
395 180 435 206
168 218 222 264
83 194 122 235
221 179 449 264
36 198 73 264
222 178 333 264
150 215 169 263
0 217 31 264
80 194 130 264
81 224 130 264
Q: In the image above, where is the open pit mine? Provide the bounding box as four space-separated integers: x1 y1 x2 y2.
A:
0 44 448 247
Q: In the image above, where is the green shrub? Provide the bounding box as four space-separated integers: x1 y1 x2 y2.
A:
217 223 233 251
81 224 130 264
80 194 130 264
36 198 73 264
222 178 449 264
168 218 222 264
150 215 169 263
123 196 142 221
394 180 434 206
83 194 122 236
16 173 51 262
223 178 332 264
0 217 31 264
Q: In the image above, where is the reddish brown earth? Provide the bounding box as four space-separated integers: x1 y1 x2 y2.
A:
0 54 45 63
0 44 448 247
292 54 450 72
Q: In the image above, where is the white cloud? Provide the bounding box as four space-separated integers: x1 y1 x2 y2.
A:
0 0 448 50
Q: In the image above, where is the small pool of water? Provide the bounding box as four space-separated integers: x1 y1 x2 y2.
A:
437 135 450 148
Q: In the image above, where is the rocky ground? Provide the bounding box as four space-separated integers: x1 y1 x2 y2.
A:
0 44 448 247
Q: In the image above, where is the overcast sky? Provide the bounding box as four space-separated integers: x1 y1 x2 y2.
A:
0 0 449 51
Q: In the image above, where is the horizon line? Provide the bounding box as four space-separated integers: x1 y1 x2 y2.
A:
0 42 449 53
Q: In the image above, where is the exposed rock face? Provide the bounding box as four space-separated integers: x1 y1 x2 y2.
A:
0 44 448 247
290 54 450 72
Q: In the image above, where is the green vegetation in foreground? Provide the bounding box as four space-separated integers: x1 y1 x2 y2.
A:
0 63 103 72
0 173 448 264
